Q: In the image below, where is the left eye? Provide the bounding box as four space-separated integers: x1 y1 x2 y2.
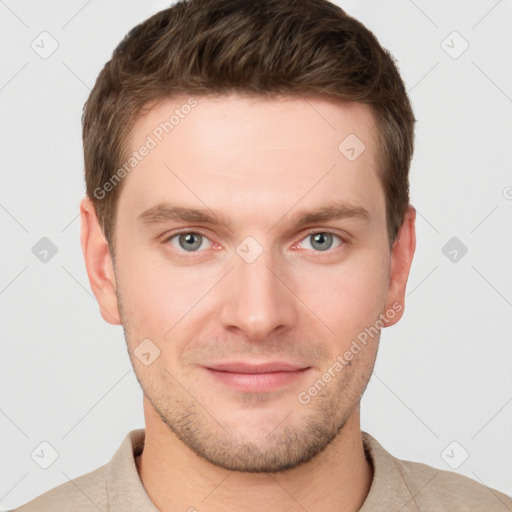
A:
167 232 212 252
298 232 343 252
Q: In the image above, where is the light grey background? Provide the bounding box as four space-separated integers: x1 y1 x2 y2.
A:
1 0 511 509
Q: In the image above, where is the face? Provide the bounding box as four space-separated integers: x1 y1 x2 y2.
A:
83 93 414 472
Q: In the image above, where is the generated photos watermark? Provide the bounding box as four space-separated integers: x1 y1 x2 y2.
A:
93 97 198 200
297 301 403 405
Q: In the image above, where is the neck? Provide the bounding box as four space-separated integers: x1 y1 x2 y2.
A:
136 397 372 512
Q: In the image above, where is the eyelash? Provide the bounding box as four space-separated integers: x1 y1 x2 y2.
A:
292 229 345 251
163 228 346 256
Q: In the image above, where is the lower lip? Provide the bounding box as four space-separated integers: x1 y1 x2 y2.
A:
204 368 310 392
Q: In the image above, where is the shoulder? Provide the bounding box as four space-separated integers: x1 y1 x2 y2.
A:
361 432 512 512
13 429 147 512
13 464 108 512
396 456 512 511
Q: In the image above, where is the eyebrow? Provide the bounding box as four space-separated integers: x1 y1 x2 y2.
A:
292 201 370 225
137 200 370 229
137 204 230 227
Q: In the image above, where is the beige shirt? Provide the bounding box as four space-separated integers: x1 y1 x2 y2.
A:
14 429 512 511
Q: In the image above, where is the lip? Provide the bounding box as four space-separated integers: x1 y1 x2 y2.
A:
203 361 311 392
206 361 306 373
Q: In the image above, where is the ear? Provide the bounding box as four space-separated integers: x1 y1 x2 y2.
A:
80 196 121 325
383 206 416 327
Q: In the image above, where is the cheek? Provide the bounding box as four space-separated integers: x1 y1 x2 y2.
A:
114 250 182 336
115 246 224 345
291 251 390 341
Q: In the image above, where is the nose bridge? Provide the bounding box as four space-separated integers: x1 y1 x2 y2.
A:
219 244 298 340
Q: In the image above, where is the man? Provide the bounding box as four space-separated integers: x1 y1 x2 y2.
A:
15 0 512 510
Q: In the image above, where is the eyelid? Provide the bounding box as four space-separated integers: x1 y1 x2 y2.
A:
300 227 348 239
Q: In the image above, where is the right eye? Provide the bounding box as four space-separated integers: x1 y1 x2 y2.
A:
165 231 213 252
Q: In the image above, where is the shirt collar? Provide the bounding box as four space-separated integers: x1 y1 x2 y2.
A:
359 431 420 511
106 429 160 511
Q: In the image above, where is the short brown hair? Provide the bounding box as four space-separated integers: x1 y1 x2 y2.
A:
83 0 415 256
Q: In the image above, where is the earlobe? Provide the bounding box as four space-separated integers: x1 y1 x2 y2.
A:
383 206 416 327
80 196 122 325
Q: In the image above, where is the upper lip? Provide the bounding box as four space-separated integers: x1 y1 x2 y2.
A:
205 361 309 374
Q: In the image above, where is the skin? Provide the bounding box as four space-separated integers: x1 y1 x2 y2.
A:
80 93 416 512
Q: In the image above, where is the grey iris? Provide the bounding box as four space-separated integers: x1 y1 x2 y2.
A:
179 233 203 251
310 232 333 251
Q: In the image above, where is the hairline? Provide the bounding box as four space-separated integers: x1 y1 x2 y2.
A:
103 92 397 260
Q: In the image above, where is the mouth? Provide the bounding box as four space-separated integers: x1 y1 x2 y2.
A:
202 361 311 392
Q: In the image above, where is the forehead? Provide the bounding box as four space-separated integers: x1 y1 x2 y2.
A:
118 93 383 227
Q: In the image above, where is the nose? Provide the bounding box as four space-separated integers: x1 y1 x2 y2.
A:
218 248 299 342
